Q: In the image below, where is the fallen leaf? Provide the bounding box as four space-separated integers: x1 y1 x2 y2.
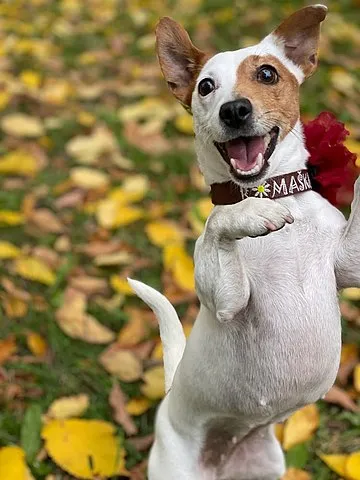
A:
42 419 126 479
354 364 360 392
55 289 115 344
338 344 359 385
283 404 319 451
342 288 360 301
118 310 148 347
346 451 360 480
14 256 56 285
1 113 44 137
319 454 347 477
0 446 35 480
69 276 108 296
29 208 64 233
109 382 137 436
274 423 284 444
66 125 118 165
0 210 24 225
96 200 144 228
174 113 194 134
0 336 17 365
70 167 109 190
94 251 134 266
281 468 311 480
0 240 20 258
0 150 38 176
26 332 48 357
141 366 165 400
128 434 154 452
145 220 184 247
126 397 151 416
111 275 136 295
99 345 143 382
323 385 360 412
3 295 28 318
47 394 89 420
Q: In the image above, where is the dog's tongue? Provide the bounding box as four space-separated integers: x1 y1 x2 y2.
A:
226 136 265 171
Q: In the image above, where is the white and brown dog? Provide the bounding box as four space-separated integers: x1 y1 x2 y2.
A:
129 5 360 479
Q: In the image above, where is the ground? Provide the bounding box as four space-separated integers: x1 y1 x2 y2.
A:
0 0 360 479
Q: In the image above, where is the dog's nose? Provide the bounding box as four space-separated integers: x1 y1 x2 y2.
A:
219 98 253 129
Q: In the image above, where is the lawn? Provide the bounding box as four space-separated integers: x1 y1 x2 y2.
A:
0 0 359 479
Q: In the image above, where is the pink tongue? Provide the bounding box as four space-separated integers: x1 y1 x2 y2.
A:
226 136 265 171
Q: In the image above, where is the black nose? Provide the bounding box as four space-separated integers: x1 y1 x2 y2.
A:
219 98 253 129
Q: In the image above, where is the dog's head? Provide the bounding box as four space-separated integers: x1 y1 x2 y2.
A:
156 5 327 187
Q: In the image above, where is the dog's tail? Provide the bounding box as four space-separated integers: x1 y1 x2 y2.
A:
127 278 186 393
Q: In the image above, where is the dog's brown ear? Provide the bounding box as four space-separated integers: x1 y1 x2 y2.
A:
272 5 328 78
156 17 207 108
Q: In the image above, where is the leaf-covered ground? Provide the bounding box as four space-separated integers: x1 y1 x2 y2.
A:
0 0 360 479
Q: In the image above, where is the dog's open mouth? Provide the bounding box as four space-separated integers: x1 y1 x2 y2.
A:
214 126 280 180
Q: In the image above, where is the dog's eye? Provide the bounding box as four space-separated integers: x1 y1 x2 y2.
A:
198 78 215 96
257 65 279 85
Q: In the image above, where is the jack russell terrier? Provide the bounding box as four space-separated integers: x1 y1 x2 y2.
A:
129 5 360 479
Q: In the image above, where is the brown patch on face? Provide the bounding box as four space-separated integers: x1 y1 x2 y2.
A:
156 17 209 109
235 55 299 139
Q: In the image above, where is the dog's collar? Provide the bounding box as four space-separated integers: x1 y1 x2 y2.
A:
210 169 312 205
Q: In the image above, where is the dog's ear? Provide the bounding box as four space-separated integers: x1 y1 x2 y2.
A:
156 17 207 108
272 5 328 78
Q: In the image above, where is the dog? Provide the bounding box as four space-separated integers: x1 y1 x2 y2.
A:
129 5 360 479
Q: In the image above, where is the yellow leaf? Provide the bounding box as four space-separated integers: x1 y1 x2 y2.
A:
111 276 135 296
163 244 195 291
345 139 360 167
96 199 144 228
0 91 10 110
354 364 360 392
42 79 73 105
342 288 360 301
196 197 213 219
47 394 89 420
100 347 143 382
4 295 28 318
20 70 41 89
0 210 24 225
14 256 56 285
66 126 117 165
0 446 34 480
42 419 126 479
319 454 348 477
70 167 109 190
126 397 151 416
55 289 115 344
26 332 48 357
174 113 194 134
1 113 44 137
0 240 20 258
110 174 149 204
118 313 147 347
283 404 319 451
172 248 195 292
141 366 165 400
346 451 360 480
77 111 96 127
0 150 38 176
282 468 311 480
146 220 184 247
275 423 284 444
151 341 163 361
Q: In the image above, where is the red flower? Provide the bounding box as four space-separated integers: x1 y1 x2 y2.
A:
304 111 358 207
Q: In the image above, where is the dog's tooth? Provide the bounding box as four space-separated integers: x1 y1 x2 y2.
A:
230 158 237 169
256 153 263 164
236 168 243 175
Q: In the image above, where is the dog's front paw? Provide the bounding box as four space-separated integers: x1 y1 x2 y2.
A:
232 197 294 239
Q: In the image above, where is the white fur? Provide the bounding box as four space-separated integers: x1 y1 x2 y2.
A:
129 11 358 479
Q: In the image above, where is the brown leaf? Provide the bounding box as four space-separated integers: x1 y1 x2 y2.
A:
0 336 17 365
128 434 154 452
118 308 149 347
69 276 108 296
124 121 171 155
29 208 64 233
55 288 115 344
99 343 143 382
54 190 85 209
338 344 359 385
109 382 137 436
78 241 122 257
323 385 360 412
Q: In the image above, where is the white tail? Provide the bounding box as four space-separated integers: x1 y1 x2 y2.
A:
127 279 186 392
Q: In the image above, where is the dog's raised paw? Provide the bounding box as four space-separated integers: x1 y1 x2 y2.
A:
235 198 294 239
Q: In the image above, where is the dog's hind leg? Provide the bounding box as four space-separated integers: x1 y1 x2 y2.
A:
194 198 292 323
217 425 285 480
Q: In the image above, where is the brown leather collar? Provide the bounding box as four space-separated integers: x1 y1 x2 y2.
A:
210 169 312 205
